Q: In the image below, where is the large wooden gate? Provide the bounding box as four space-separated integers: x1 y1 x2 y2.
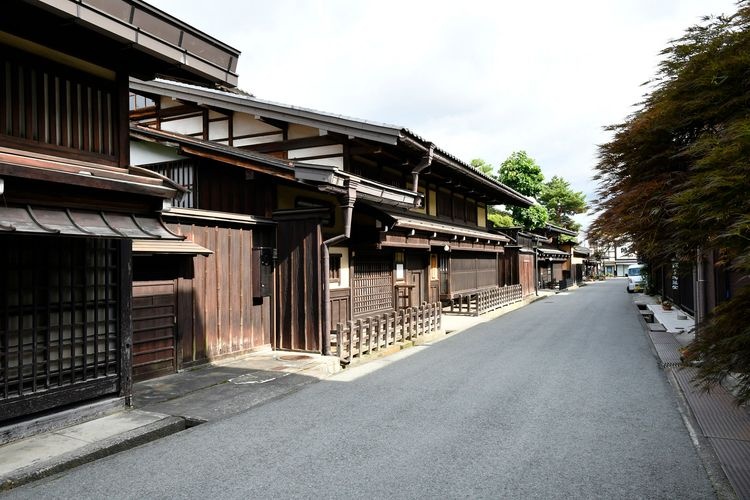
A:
275 217 322 352
132 281 176 381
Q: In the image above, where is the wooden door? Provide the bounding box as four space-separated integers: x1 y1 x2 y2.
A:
275 218 322 352
409 270 424 306
132 281 177 381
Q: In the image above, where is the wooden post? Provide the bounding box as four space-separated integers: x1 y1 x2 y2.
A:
118 239 133 405
336 322 343 360
399 310 406 342
367 317 373 354
347 319 354 363
356 319 363 360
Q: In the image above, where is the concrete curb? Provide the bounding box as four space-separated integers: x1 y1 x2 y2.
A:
0 416 185 491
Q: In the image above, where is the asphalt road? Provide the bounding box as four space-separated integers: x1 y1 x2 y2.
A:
5 280 716 499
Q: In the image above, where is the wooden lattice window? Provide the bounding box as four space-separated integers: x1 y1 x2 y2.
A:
146 160 197 208
1 237 120 417
1 47 117 161
352 260 393 316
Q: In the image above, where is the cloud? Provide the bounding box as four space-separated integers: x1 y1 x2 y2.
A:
151 0 738 232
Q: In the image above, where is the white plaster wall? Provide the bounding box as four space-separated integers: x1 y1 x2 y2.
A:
233 113 279 136
130 140 185 165
288 145 343 158
162 115 203 136
288 123 320 139
209 120 228 140
330 246 350 289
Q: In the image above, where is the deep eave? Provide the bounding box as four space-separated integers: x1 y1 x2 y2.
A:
16 0 240 86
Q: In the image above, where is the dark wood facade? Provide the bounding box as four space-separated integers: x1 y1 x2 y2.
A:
0 0 240 422
129 78 534 354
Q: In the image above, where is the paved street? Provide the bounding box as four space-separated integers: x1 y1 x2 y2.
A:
4 280 716 499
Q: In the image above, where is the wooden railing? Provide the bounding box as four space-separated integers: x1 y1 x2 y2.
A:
449 284 523 316
333 302 442 363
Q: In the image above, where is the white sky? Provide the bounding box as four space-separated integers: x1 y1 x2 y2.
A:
149 0 737 231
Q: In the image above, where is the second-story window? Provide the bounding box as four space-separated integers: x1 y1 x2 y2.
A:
437 190 452 218
129 93 155 111
329 254 341 283
466 199 477 224
2 47 117 162
453 195 466 222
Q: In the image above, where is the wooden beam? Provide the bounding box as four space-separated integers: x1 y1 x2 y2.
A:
246 135 341 154
179 144 294 180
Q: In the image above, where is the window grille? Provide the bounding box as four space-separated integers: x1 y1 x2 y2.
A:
352 260 393 316
1 49 116 159
1 237 120 403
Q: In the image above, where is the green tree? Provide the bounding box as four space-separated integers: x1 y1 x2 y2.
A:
591 2 750 403
497 151 548 229
538 176 587 233
498 151 544 197
487 209 515 228
470 158 495 177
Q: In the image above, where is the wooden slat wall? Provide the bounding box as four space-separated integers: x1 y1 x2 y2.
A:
449 252 499 296
170 222 272 367
519 254 534 297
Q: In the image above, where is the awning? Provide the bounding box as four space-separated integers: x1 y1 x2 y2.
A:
388 214 509 244
132 239 212 255
538 246 569 261
0 205 181 239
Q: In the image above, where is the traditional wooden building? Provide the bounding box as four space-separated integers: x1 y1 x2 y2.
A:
128 78 532 359
536 224 577 289
0 0 239 423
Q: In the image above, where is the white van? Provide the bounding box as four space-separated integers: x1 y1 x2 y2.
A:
626 264 645 293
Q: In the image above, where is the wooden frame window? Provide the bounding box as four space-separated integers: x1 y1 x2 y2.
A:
453 195 466 223
437 189 452 218
329 254 341 283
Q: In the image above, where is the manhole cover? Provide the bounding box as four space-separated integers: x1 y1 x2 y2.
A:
278 354 312 361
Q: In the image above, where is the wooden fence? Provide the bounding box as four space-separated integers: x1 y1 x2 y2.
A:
333 303 442 363
449 284 523 316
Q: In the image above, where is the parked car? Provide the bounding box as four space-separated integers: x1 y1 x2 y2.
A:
626 264 645 293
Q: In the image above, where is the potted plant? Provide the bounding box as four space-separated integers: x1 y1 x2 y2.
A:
661 300 673 311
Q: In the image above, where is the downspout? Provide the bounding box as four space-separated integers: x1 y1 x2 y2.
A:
411 144 435 196
321 179 358 355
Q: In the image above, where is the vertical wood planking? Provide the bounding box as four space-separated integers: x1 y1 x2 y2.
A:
229 228 242 352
